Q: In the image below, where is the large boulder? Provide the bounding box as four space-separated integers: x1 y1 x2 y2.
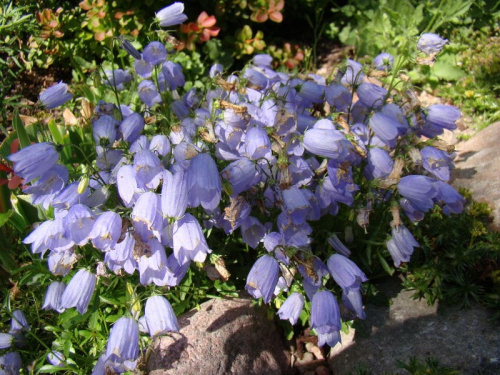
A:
451 121 500 230
146 297 291 375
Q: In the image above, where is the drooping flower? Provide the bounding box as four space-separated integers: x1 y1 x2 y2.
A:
417 33 448 55
327 234 351 257
245 255 279 304
47 351 65 367
327 254 368 290
398 175 437 212
277 293 304 325
103 317 139 372
240 216 266 248
39 82 73 109
156 2 188 27
172 213 211 265
0 351 22 373
364 147 394 180
161 169 188 219
42 281 66 313
341 59 364 86
386 224 420 267
357 83 387 109
162 61 185 90
103 69 132 91
60 269 96 314
93 115 117 146
186 153 221 211
373 52 394 71
131 191 163 242
120 113 145 144
8 142 59 184
88 211 122 251
0 333 13 349
10 310 30 334
142 295 179 337
143 41 167 66
138 80 162 107
310 290 341 338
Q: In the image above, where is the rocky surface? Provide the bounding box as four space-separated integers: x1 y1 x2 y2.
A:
145 297 291 375
451 121 500 230
328 276 500 374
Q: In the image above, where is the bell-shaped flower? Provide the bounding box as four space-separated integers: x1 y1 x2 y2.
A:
47 248 80 276
162 61 185 90
60 269 96 314
161 169 188 219
51 181 90 210
103 69 132 91
172 213 211 265
368 112 400 148
104 317 139 370
0 351 22 373
318 330 341 348
342 288 366 319
162 255 191 286
42 281 66 313
310 290 341 337
171 100 189 120
325 84 352 112
364 147 394 180
120 39 141 60
133 149 163 189
119 113 145 143
303 128 350 160
10 310 30 334
221 157 259 196
387 225 419 267
8 142 59 183
134 58 153 78
432 180 465 215
142 295 179 337
245 255 279 304
240 216 266 249
420 146 453 181
327 234 351 257
138 80 162 107
244 126 272 161
373 52 394 71
143 41 167 66
105 232 138 275
357 83 387 109
130 135 150 154
23 164 69 209
0 333 13 349
63 204 95 246
156 2 188 27
425 104 461 131
88 211 122 251
47 351 65 367
132 192 163 242
244 68 268 90
341 59 364 86
150 135 171 156
277 293 304 325
327 254 368 290
417 33 448 54
39 82 72 109
398 175 437 212
186 153 221 211
93 115 117 147
282 186 312 225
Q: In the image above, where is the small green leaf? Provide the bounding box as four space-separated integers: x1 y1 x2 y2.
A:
12 109 31 149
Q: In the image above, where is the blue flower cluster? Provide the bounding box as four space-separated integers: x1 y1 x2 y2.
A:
10 5 464 371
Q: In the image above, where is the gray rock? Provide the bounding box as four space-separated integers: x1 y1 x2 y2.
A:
145 297 291 375
451 121 500 230
328 277 500 374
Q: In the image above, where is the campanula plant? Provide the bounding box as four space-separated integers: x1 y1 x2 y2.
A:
0 1 469 372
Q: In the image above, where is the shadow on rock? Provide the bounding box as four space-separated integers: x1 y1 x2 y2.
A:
328 277 500 374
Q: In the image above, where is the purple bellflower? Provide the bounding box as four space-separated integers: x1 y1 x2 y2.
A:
63 204 95 246
420 146 453 181
42 281 66 313
156 2 188 27
417 33 448 54
10 310 30 334
357 83 387 109
8 142 59 183
327 254 368 290
310 290 341 346
39 82 73 109
120 113 145 143
172 213 211 265
132 191 163 242
103 317 139 372
88 211 122 251
134 59 153 78
23 164 69 209
433 180 465 215
187 153 222 211
163 61 186 90
142 295 179 337
138 80 162 107
0 352 22 373
398 175 437 212
387 224 420 267
277 293 304 325
60 269 96 314
0 333 13 349
143 41 167 66
103 69 132 91
245 255 279 304
161 169 188 219
373 52 394 71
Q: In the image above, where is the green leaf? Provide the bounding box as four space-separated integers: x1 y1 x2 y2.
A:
431 52 466 81
0 209 12 227
12 109 31 149
377 251 394 276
